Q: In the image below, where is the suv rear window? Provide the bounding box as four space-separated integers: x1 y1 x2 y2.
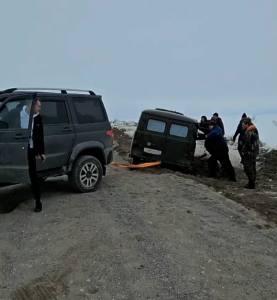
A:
72 97 106 124
169 123 188 138
147 119 166 133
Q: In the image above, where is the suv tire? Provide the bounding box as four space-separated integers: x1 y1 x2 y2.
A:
69 155 103 193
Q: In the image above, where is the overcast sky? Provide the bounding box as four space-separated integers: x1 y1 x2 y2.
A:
0 0 276 121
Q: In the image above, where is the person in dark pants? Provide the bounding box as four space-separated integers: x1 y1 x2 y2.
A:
212 112 225 136
20 98 46 212
232 113 247 161
205 119 236 181
241 118 259 189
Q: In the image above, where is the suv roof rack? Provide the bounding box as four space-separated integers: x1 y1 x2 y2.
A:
0 87 96 95
155 108 184 116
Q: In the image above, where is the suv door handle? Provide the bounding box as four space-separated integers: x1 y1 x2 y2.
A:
13 134 28 140
62 127 73 132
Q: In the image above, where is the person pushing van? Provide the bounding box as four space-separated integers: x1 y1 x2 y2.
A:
204 119 236 182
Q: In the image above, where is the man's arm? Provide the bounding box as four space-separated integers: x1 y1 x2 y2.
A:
207 126 222 138
196 133 206 140
241 131 250 154
198 127 210 134
217 119 225 135
233 122 241 140
38 117 45 159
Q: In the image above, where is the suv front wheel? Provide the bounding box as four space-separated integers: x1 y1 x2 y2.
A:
69 155 103 193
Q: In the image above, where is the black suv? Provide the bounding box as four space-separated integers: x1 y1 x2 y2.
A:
0 88 113 193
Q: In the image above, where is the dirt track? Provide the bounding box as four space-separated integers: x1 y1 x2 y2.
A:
113 128 277 227
0 151 277 299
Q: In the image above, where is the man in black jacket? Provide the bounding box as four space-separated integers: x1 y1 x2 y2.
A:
232 113 247 160
199 116 210 129
20 98 46 212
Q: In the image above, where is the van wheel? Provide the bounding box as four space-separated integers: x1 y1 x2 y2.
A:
69 155 103 193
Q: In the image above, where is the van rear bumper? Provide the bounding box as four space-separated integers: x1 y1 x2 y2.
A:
129 153 193 168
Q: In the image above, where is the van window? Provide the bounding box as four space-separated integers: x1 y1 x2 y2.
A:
169 124 188 138
147 119 166 133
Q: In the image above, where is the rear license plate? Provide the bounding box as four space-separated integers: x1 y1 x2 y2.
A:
144 148 162 155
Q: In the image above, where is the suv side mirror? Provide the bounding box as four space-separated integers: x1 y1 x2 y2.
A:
0 120 8 129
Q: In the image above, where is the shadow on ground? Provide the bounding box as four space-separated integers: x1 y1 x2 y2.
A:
0 177 72 214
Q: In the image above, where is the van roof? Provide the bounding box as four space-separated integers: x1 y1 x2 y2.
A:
142 108 197 124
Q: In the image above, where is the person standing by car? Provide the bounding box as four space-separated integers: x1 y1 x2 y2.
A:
20 98 46 212
212 112 225 136
197 116 210 140
205 119 236 182
200 115 210 129
241 118 259 189
233 113 247 161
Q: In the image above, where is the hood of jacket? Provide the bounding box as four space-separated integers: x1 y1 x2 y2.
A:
246 124 257 131
20 105 39 129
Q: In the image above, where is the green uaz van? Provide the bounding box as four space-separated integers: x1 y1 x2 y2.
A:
129 108 198 169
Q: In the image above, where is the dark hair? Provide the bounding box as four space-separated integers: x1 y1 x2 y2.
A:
210 117 217 125
242 113 247 118
201 116 207 122
242 118 252 126
213 112 218 117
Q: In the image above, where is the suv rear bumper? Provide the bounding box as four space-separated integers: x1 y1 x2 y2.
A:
105 147 113 165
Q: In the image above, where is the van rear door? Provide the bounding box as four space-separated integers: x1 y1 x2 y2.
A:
163 121 192 166
138 115 167 161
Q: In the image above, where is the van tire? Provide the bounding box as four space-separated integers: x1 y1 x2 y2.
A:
69 155 103 193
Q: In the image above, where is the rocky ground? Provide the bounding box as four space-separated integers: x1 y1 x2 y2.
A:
113 128 277 227
0 131 277 299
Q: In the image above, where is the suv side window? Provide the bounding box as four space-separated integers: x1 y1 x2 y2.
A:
0 99 29 129
40 100 69 125
147 119 166 133
72 97 106 124
169 123 188 138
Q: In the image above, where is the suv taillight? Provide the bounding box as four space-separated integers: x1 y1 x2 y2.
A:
107 130 113 141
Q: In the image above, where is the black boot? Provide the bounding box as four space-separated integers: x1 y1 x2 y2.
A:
34 200 42 212
244 182 255 189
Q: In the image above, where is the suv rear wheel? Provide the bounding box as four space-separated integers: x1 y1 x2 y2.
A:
69 155 103 193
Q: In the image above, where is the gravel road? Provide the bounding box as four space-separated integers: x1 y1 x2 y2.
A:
0 152 277 300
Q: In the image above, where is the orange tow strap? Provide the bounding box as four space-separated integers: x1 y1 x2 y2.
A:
111 161 161 168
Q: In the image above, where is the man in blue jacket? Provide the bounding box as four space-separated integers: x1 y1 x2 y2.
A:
205 119 236 182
